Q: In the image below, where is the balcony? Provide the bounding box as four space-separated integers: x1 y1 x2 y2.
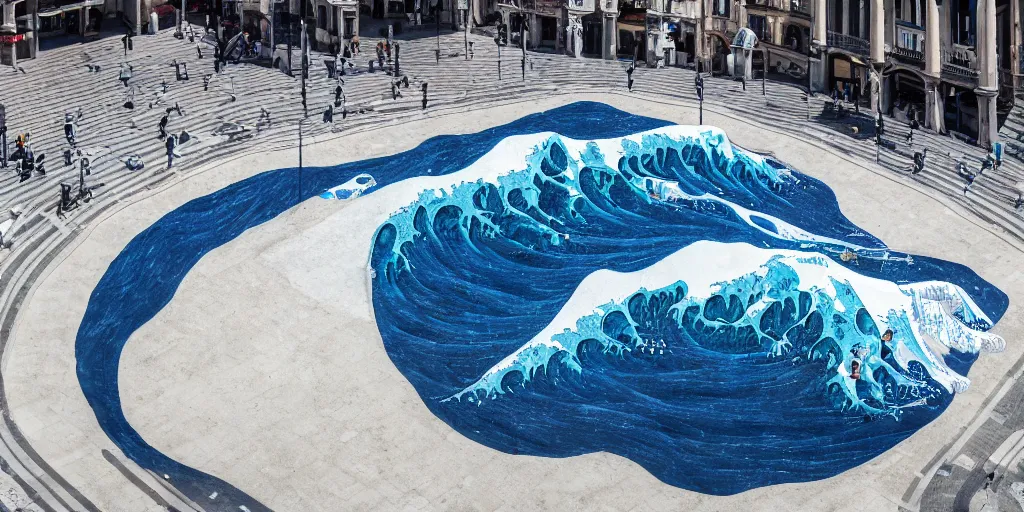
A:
826 30 869 57
745 0 786 10
890 45 924 66
565 0 595 10
789 0 811 16
941 47 979 83
710 16 733 35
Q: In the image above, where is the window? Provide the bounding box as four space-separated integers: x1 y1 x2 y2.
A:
317 5 327 29
784 23 805 51
847 0 858 35
950 0 973 45
713 0 729 16
748 14 767 40
344 16 355 37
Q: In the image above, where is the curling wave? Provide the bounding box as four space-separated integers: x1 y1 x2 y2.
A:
369 124 1007 495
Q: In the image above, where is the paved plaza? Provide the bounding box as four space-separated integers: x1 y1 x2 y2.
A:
0 22 1024 512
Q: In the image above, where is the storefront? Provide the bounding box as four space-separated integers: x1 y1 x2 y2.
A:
828 52 868 102
581 11 602 56
666 19 696 66
37 0 106 38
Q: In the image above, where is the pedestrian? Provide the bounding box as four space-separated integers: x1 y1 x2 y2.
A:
912 148 926 175
165 134 176 168
196 43 203 59
0 121 8 169
322 104 334 124
694 73 703 102
376 42 385 71
981 150 996 174
994 142 1003 169
214 45 222 73
906 117 919 145
626 60 635 92
391 80 401 100
63 108 83 146
158 111 169 139
394 42 400 76
853 81 861 113
421 82 428 110
334 82 344 108
1014 193 1023 210
118 62 133 88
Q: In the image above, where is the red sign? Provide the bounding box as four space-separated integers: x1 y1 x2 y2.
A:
0 34 25 44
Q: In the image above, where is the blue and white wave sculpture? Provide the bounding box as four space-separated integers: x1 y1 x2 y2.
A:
369 126 1006 495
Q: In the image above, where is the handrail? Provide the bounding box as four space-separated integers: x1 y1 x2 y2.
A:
940 47 979 79
826 30 869 57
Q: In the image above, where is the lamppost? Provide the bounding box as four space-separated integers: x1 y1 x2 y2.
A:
519 11 526 81
695 72 704 125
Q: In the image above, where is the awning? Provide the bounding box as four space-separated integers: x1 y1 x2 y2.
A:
848 55 866 66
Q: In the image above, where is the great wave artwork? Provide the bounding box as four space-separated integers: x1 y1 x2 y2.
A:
75 103 1007 509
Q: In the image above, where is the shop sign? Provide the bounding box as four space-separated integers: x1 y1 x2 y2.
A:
0 34 25 44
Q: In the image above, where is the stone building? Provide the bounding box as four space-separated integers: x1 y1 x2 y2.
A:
809 0 1018 146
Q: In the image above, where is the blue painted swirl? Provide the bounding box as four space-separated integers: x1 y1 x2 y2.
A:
73 103 1007 508
368 126 1008 495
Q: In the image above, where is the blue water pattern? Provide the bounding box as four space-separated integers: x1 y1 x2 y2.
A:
74 103 1007 509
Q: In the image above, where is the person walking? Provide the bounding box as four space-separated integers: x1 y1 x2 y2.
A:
912 148 926 175
394 42 401 76
165 134 176 168
63 108 83 146
322 104 334 124
158 110 170 139
118 62 133 88
626 60 635 92
391 80 402 100
376 42 385 71
214 44 222 73
421 82 428 110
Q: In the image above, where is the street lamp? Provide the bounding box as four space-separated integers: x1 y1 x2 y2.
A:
695 72 704 125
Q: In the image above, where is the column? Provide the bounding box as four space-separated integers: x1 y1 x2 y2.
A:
869 0 882 64
1012 0 1021 87
841 0 848 35
975 0 997 146
603 12 615 60
1 3 16 67
859 0 865 39
923 0 943 131
813 0 825 45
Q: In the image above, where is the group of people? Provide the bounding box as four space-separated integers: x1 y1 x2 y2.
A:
956 143 1003 195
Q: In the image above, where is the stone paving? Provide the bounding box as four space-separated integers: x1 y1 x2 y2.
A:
0 19 1023 511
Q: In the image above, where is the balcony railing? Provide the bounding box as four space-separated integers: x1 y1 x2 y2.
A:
711 16 731 34
941 47 979 81
789 0 811 15
827 31 869 57
745 0 786 10
890 45 924 65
